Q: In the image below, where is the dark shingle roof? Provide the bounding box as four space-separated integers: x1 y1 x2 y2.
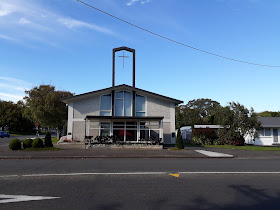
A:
258 117 280 127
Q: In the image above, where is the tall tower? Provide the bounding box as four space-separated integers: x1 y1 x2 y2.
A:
112 46 136 87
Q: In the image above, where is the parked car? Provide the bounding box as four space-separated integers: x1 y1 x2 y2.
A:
0 131 10 138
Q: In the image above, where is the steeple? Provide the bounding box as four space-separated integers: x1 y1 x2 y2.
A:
112 46 136 87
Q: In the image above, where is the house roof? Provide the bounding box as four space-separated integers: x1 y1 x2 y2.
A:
61 84 183 105
258 117 280 127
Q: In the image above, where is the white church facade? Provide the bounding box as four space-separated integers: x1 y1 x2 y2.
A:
61 47 183 144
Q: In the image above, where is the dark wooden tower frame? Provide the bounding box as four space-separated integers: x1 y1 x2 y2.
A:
112 46 136 88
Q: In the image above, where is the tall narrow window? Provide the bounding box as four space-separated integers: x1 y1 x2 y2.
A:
115 91 132 116
100 94 111 116
136 94 146 116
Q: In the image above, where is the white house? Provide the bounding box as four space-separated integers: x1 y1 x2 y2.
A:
61 47 183 144
245 117 280 145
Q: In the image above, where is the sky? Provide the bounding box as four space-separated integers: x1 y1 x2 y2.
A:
0 0 280 112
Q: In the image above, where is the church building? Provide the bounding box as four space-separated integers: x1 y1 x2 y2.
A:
61 47 183 144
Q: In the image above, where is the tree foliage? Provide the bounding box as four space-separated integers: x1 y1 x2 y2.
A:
0 100 33 132
216 102 261 144
24 85 73 128
258 111 280 117
176 99 261 145
175 98 221 128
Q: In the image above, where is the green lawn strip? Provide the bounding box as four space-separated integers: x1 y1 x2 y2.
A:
51 137 59 144
204 145 280 151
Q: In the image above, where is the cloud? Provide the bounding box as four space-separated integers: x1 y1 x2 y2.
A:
0 2 17 16
57 18 114 34
0 34 18 41
126 0 139 6
19 17 31 25
0 0 117 47
126 0 150 6
0 76 32 102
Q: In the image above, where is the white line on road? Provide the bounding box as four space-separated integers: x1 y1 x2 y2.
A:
1 171 280 178
195 150 233 157
0 194 60 204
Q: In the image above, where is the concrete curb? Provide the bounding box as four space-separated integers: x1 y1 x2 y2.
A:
0 155 235 160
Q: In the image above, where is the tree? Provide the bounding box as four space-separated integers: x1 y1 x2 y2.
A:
0 100 21 132
258 111 280 117
216 102 261 145
176 128 184 149
175 98 222 128
0 100 35 133
24 85 74 137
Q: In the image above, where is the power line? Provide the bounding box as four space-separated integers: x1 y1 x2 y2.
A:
77 0 280 68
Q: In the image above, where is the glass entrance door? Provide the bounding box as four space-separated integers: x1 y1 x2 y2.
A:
273 129 278 142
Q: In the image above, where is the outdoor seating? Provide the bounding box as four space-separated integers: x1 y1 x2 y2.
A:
84 136 93 149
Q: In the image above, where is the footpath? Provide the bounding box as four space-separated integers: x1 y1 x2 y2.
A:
0 143 280 159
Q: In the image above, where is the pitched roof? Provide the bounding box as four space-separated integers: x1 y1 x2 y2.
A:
61 84 183 105
258 117 280 127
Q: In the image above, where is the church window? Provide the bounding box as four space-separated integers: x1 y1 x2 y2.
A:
115 91 132 116
136 94 146 116
100 94 111 116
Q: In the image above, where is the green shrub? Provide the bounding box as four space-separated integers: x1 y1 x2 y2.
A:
213 139 223 145
9 138 21 150
44 132 53 147
32 138 44 148
191 136 203 146
176 129 184 149
23 138 33 149
202 138 212 145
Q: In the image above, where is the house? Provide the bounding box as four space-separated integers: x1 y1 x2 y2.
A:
245 117 280 145
61 47 183 144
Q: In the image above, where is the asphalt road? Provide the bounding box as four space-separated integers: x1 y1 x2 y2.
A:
1 158 280 209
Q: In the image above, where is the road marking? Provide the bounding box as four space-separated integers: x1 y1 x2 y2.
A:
169 172 180 178
195 150 233 157
1 171 280 178
0 194 60 204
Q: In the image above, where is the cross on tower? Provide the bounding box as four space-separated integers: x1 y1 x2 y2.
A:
118 51 129 68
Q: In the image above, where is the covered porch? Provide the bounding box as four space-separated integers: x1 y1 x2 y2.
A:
85 116 164 143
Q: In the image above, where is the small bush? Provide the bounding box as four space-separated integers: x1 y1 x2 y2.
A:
23 138 33 149
32 138 44 148
213 139 223 145
44 132 53 147
9 138 21 150
176 129 184 149
191 136 203 146
222 138 245 146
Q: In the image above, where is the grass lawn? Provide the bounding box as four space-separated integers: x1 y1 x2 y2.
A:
51 137 59 144
204 145 280 151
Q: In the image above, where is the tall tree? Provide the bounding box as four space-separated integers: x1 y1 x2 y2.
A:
24 85 74 135
216 102 261 144
175 98 222 128
0 100 22 132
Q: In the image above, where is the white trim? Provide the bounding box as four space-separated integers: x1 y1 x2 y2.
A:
73 119 85 121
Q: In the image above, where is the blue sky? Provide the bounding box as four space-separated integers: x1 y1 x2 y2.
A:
0 0 280 112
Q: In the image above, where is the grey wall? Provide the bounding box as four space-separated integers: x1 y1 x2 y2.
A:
73 95 100 119
73 121 85 141
147 96 171 119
